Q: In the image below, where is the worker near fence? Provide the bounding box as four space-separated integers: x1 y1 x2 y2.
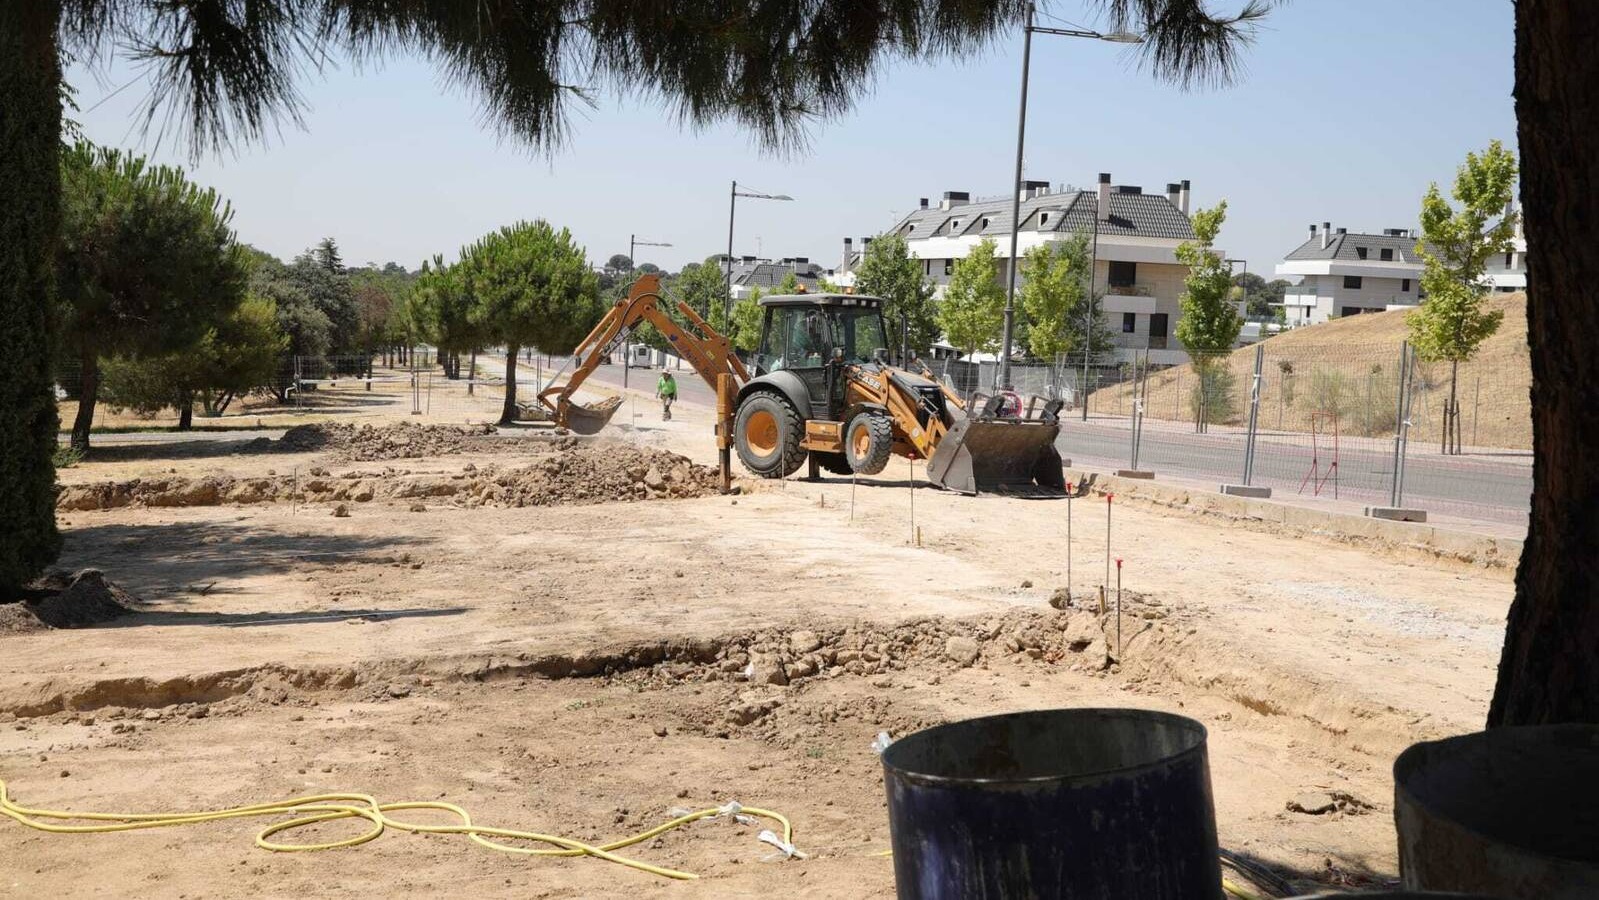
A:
656 369 678 421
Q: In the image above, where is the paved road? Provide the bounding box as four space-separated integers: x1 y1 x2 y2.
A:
522 358 1533 529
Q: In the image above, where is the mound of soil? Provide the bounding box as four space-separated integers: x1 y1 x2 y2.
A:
0 569 139 634
57 442 725 511
258 422 502 460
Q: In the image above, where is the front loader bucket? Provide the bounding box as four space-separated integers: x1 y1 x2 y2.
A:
925 416 1066 496
557 396 623 435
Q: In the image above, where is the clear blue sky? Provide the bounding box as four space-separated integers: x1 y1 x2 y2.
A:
69 0 1515 280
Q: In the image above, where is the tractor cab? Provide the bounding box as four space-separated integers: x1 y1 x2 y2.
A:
750 292 890 420
751 292 889 374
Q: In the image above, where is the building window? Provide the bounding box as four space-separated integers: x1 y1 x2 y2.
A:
1505 251 1514 268
1149 313 1168 350
1108 260 1137 287
980 217 990 229
1401 278 1411 292
1039 213 1050 227
1356 246 1368 260
924 259 931 276
1380 248 1394 261
943 259 954 276
1341 307 1364 317
949 219 961 233
1343 275 1363 289
1122 313 1136 333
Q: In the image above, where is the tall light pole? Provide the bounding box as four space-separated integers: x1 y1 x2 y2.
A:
727 181 794 330
999 5 1142 391
623 235 672 388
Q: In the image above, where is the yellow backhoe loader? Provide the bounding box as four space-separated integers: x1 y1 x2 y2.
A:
538 275 1066 495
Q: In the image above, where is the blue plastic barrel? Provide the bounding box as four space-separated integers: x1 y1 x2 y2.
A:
881 708 1223 899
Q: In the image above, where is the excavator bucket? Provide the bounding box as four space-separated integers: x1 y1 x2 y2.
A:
557 396 624 435
925 415 1066 496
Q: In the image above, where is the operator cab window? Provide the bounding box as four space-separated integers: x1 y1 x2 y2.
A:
763 305 831 372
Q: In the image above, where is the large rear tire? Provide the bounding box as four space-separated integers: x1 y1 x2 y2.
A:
844 412 894 475
735 392 806 478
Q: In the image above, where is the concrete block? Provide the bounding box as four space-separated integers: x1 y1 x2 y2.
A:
1219 484 1273 499
1366 506 1428 523
1116 470 1155 479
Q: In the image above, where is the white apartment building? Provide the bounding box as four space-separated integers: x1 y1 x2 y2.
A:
1274 223 1430 326
842 173 1209 365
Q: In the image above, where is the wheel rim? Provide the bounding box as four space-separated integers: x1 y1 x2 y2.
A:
852 423 872 458
746 409 779 455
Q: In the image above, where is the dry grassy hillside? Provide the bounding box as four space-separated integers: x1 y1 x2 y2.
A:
1099 293 1532 449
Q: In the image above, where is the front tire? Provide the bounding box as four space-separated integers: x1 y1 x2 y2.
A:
735 392 806 478
844 412 893 475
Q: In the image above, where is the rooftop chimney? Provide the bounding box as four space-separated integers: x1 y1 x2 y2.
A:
919 197 929 209
1336 227 1348 235
841 237 853 272
1020 179 1050 202
1309 223 1318 239
940 190 970 210
1097 173 1111 221
1179 179 1191 215
1168 183 1182 207
1321 222 1331 250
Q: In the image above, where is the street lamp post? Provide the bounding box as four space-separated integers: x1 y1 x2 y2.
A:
623 234 672 388
998 4 1142 391
726 181 794 331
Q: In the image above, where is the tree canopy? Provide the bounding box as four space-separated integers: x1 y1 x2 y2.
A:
1407 140 1518 365
1020 231 1113 361
939 238 1006 358
57 142 247 449
1173 201 1242 354
459 220 602 422
854 233 939 357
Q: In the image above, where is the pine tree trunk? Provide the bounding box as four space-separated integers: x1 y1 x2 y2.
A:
501 344 519 425
1488 0 1599 726
0 0 64 592
70 346 98 453
177 392 194 430
468 349 477 395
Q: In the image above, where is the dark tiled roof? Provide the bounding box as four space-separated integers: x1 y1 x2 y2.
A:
893 190 1197 242
1284 232 1436 263
733 262 822 288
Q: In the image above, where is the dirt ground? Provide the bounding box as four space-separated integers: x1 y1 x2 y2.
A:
4 375 1515 898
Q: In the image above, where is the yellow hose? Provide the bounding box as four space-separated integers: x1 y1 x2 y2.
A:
0 776 795 881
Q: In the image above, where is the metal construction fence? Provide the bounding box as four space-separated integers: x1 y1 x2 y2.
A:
926 343 1531 531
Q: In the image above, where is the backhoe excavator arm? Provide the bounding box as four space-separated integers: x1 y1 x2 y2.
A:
537 274 749 433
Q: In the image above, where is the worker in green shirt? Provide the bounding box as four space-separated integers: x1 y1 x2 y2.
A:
656 369 678 421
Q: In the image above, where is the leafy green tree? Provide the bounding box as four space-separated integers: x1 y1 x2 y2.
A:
410 256 482 378
101 295 287 427
853 233 939 357
57 143 246 450
1174 201 1241 354
776 271 801 294
938 238 1005 358
672 258 731 326
288 246 361 357
606 253 633 274
1407 140 1518 454
460 220 601 424
0 0 1268 596
731 287 765 353
1020 231 1106 361
1173 202 1240 432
